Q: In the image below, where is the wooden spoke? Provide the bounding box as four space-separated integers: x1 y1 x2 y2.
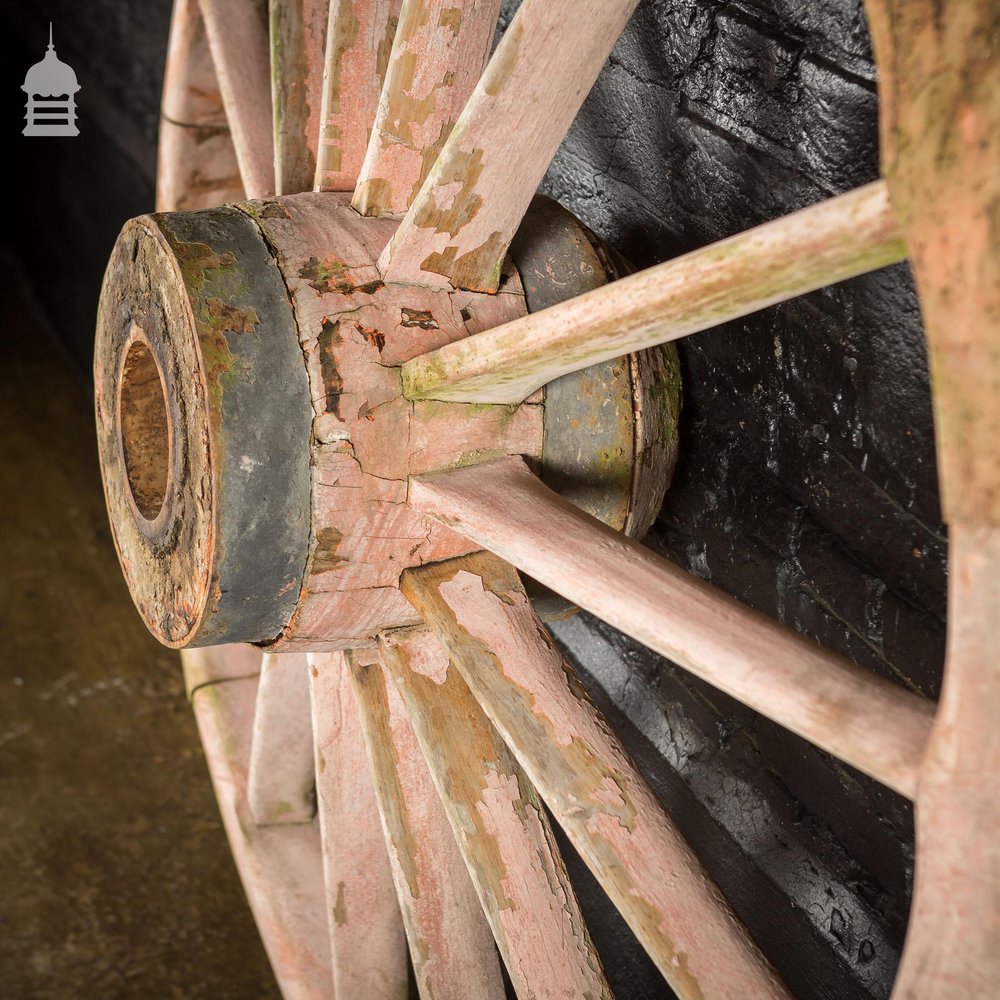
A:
400 553 790 999
314 0 403 193
247 653 315 825
352 0 503 218
308 652 408 999
270 0 328 194
348 649 505 999
379 0 640 291
199 0 276 198
377 627 611 999
408 457 935 798
158 0 244 211
187 672 331 998
401 181 905 404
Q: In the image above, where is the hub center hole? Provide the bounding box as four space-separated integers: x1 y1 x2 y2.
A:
120 340 170 521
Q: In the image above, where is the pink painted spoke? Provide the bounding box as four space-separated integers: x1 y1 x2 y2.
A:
409 456 935 798
378 628 612 999
352 0 503 217
348 650 505 1000
247 652 315 825
400 552 791 999
401 181 905 404
270 0 328 194
380 0 640 291
198 0 276 199
308 652 408 999
314 0 403 192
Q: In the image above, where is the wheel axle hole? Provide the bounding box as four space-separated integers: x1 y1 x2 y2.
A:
120 340 170 521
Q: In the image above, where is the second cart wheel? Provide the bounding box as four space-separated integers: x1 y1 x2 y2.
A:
95 0 998 997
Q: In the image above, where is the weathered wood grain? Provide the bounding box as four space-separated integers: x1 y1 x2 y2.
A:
379 0 640 291
864 0 1000 526
158 0 244 211
270 0 328 194
348 649 505 1000
245 193 535 651
401 181 905 404
408 457 935 798
314 0 403 192
378 627 611 999
199 0 276 198
187 670 332 998
247 652 316 824
862 3 1000 995
308 651 408 999
890 526 1000 998
353 0 503 217
401 552 790 998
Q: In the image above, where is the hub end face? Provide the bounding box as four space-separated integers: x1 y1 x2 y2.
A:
95 207 312 647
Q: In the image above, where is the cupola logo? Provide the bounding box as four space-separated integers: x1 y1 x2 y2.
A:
22 24 80 137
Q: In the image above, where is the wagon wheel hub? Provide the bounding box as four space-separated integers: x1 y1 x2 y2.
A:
95 193 679 649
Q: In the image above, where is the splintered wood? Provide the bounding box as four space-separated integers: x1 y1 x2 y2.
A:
400 552 791 1000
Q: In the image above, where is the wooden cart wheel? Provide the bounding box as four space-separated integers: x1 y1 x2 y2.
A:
93 0 997 996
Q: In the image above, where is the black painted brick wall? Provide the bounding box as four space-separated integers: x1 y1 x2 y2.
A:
8 2 943 998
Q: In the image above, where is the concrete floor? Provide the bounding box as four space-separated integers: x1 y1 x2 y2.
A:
0 252 280 998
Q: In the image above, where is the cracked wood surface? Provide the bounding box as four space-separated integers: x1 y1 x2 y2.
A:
348 649 505 1000
409 456 935 798
314 0 403 192
378 626 611 999
199 0 276 198
248 193 536 650
380 0 640 291
400 551 791 999
401 181 905 404
353 0 502 218
270 0 328 194
308 652 408 999
187 670 331 999
247 652 316 824
158 0 244 211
